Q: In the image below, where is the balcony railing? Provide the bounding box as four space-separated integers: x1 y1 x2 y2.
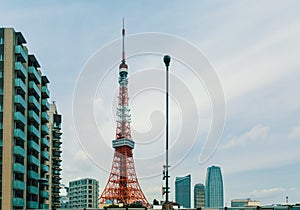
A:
28 96 40 111
41 164 49 172
13 163 25 174
28 155 40 167
28 170 40 180
41 86 50 98
15 78 26 94
40 190 49 199
41 137 50 148
41 112 50 123
41 99 50 111
28 140 40 153
14 128 26 141
28 125 40 138
28 81 41 97
14 112 26 125
41 125 49 135
27 201 38 209
14 95 26 109
13 198 24 207
28 66 41 84
15 45 28 63
28 110 40 124
15 62 26 78
41 151 50 160
14 146 25 158
13 180 25 191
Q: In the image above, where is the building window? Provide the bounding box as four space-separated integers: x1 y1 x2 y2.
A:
0 54 3 61
0 38 3 45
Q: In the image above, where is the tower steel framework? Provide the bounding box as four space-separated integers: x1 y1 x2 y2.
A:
99 20 150 207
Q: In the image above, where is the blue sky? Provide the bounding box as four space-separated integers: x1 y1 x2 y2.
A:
1 0 300 206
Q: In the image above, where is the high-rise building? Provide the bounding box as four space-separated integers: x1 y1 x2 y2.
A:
175 174 191 208
68 178 99 209
0 28 62 209
194 183 205 208
47 102 62 209
205 165 224 208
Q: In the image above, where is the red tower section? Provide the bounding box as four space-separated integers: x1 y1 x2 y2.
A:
99 21 150 208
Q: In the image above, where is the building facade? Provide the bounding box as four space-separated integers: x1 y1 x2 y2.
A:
47 103 62 209
0 28 62 209
175 174 191 208
68 178 99 209
231 198 260 207
194 183 205 208
205 166 224 208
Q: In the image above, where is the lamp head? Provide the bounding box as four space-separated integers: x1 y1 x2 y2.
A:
163 55 171 67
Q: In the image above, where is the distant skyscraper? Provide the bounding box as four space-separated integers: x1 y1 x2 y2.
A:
194 183 205 208
175 174 191 208
205 166 224 208
68 178 99 209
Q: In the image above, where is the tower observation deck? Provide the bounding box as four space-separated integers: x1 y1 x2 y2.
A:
99 20 150 207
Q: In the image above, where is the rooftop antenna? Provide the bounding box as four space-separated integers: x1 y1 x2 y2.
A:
122 18 126 63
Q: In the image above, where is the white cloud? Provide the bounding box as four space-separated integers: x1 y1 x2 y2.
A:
288 126 300 139
221 124 269 149
250 187 287 197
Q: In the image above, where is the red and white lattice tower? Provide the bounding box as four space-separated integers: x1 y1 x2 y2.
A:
99 20 150 207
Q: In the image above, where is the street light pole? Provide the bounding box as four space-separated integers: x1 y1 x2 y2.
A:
163 55 171 210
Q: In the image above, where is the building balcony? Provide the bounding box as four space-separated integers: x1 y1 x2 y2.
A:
40 190 49 199
28 155 40 167
14 111 26 125
15 45 28 63
13 180 25 191
13 198 25 207
14 128 26 141
14 95 26 109
41 99 50 111
27 201 38 209
28 96 40 112
41 86 50 98
40 204 49 209
52 188 60 194
15 62 27 78
41 137 50 148
28 125 40 138
53 141 62 148
41 112 50 123
28 81 41 98
28 140 40 153
14 163 25 174
28 66 41 84
41 151 50 160
28 110 40 124
41 164 49 172
14 145 25 158
53 151 61 157
28 170 40 180
53 170 61 175
41 125 49 135
15 78 26 94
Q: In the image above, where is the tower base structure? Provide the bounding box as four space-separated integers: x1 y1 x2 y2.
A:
99 140 150 207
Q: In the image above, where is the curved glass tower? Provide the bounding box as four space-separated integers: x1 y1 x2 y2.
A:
205 166 224 208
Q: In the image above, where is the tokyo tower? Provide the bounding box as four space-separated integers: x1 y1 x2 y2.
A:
99 20 150 207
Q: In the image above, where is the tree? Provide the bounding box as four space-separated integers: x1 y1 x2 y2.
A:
153 199 159 205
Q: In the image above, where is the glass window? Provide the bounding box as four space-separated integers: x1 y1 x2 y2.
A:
0 55 3 61
0 38 3 45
